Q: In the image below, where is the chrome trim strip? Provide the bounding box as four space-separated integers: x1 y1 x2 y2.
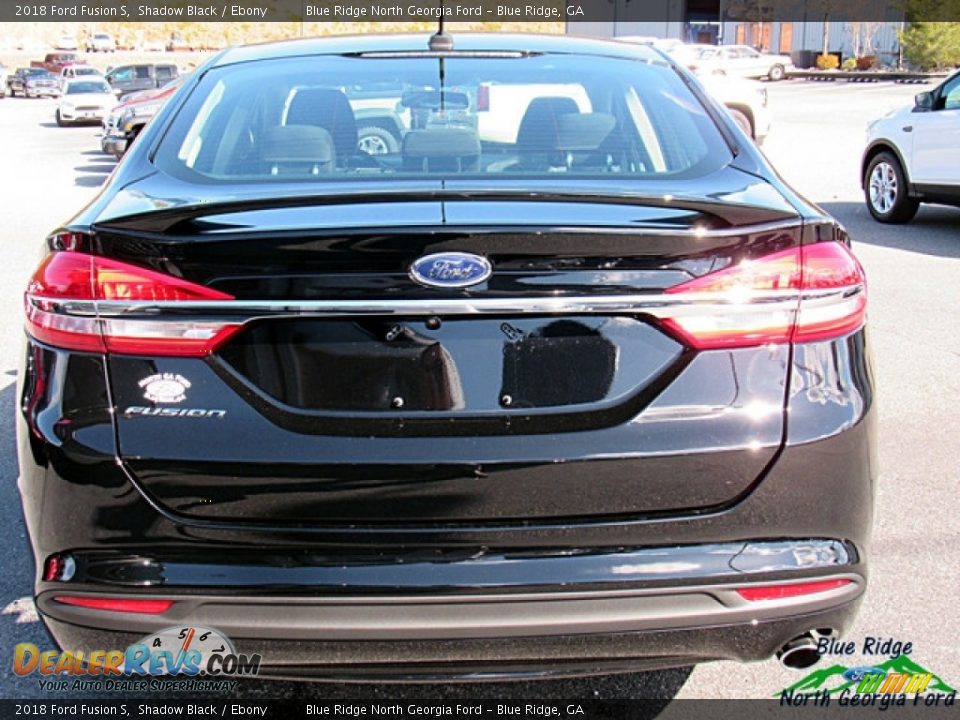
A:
33 285 862 320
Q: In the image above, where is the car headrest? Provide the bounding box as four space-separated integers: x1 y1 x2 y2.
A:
286 88 358 161
402 128 481 173
262 125 334 172
555 113 617 152
516 97 580 152
402 127 481 158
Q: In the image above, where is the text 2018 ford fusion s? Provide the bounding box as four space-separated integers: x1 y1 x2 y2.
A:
18 34 875 680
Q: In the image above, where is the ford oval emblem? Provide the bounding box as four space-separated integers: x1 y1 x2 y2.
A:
409 252 492 288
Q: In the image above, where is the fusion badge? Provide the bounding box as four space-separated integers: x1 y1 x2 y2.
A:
409 252 492 288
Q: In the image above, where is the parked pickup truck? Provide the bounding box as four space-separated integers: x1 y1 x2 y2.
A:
31 53 80 75
7 68 60 98
101 75 185 158
105 63 179 98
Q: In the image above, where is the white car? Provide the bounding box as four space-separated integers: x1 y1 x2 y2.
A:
56 78 115 126
55 35 79 51
86 33 116 53
693 45 794 81
617 38 772 143
862 69 960 223
699 73 772 144
59 64 103 89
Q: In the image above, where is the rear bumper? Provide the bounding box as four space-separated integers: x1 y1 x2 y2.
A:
44 604 862 681
39 544 863 679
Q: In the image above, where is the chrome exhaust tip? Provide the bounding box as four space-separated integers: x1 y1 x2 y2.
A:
777 629 836 670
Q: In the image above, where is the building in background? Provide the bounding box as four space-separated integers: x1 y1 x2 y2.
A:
568 1 908 68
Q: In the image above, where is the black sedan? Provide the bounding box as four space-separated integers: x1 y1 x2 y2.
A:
18 33 875 681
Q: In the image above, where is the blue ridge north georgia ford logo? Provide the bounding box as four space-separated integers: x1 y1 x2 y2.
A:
409 252 493 288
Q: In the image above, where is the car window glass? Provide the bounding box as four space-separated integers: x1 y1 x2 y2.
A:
941 76 960 111
156 53 731 183
66 81 110 94
135 66 152 79
111 67 132 82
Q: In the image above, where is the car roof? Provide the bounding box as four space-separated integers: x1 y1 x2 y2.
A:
212 32 665 68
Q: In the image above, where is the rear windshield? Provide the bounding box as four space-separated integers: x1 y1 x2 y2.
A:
155 52 731 183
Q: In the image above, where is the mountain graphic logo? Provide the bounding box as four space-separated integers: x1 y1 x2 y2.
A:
777 655 956 697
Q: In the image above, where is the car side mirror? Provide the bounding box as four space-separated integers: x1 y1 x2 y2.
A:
914 91 935 111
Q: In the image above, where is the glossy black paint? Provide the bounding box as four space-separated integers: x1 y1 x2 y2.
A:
17 33 876 678
19 329 874 548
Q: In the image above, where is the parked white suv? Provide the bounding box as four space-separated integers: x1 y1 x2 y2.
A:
862 70 960 223
86 33 116 53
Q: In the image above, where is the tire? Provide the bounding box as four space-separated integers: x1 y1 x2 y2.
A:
769 64 786 81
119 126 142 157
357 126 400 156
864 152 919 224
55 110 68 127
727 107 753 139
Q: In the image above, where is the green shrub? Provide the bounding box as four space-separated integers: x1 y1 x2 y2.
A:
842 57 858 70
899 18 960 70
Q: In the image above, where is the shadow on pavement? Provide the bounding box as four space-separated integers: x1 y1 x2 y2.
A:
821 201 960 259
74 164 113 174
0 381 57 699
74 175 108 188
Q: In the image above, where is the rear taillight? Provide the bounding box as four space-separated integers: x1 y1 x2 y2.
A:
476 84 490 112
736 579 851 601
661 242 866 349
25 251 239 357
54 596 174 614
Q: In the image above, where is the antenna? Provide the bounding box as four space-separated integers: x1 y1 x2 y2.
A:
428 1 453 51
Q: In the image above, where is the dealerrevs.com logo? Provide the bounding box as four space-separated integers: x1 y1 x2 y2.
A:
13 626 261 693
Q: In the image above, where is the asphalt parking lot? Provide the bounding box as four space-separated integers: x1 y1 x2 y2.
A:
0 78 956 701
